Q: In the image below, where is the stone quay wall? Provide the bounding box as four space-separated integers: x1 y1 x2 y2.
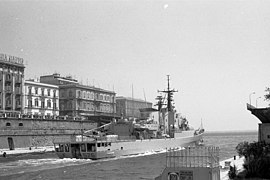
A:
0 118 97 149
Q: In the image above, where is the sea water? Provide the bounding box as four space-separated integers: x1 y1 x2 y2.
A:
0 131 258 180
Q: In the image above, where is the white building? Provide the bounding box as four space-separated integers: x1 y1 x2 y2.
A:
24 80 59 117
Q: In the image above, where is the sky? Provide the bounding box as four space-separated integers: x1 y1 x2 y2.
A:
1 0 270 131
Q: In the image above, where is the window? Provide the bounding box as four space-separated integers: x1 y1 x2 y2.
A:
65 144 69 152
81 144 86 152
47 100 51 108
35 88 38 94
59 144 64 152
87 143 96 152
19 123 23 127
41 89 44 96
6 122 11 126
28 100 32 107
41 101 45 108
47 89 51 96
69 101 72 109
53 102 57 110
28 87 32 94
35 98 39 107
53 90 56 97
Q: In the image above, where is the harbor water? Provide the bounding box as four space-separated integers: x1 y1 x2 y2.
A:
0 131 258 180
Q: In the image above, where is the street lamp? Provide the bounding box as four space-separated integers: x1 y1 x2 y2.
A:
249 92 255 105
256 97 261 108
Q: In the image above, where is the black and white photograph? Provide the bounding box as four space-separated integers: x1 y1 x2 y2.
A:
0 0 270 179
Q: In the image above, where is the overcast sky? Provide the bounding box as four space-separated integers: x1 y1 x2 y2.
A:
1 0 270 131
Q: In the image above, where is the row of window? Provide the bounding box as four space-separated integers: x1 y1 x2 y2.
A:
56 142 112 153
28 99 57 109
0 98 21 106
28 87 57 97
77 91 113 102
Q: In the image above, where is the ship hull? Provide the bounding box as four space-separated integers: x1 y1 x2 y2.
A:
54 132 204 160
107 132 203 158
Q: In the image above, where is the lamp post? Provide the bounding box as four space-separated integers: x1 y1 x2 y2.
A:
249 92 255 105
256 97 261 108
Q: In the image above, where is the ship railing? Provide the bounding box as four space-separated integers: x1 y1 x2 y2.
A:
166 146 220 168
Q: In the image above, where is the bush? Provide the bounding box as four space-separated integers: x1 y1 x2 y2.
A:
236 141 270 179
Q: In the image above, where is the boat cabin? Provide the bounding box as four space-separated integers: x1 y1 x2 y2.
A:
54 140 114 160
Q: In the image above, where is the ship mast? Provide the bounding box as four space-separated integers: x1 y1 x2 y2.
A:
158 75 178 112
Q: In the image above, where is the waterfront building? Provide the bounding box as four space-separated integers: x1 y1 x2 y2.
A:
115 96 152 119
24 80 59 117
0 53 25 115
41 74 116 122
57 83 116 122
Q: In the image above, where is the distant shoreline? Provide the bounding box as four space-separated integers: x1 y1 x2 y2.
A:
205 130 258 134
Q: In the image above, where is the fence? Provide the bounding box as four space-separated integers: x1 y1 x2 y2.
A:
166 146 220 168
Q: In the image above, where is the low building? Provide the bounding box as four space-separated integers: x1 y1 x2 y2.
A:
115 96 152 119
0 53 25 115
24 80 59 117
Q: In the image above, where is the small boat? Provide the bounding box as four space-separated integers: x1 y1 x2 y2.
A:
53 75 204 160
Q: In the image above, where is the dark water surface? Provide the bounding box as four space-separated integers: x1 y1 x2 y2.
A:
0 131 258 180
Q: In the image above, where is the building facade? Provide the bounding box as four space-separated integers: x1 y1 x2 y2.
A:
24 80 59 117
115 96 152 119
0 53 25 115
58 84 116 121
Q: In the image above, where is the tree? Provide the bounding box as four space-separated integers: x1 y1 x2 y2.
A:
264 87 270 105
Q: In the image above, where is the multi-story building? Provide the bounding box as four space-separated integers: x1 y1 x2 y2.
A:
58 84 116 121
116 96 152 119
40 74 116 122
24 80 59 117
0 53 25 115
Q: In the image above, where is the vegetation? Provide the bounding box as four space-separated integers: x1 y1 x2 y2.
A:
231 141 270 179
264 87 270 104
228 165 237 179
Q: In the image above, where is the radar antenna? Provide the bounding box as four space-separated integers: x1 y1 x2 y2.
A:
158 75 178 112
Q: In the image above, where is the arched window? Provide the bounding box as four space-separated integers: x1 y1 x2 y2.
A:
35 98 39 107
19 123 23 127
6 122 11 126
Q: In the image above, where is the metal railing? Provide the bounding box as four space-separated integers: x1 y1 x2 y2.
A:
166 146 220 168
